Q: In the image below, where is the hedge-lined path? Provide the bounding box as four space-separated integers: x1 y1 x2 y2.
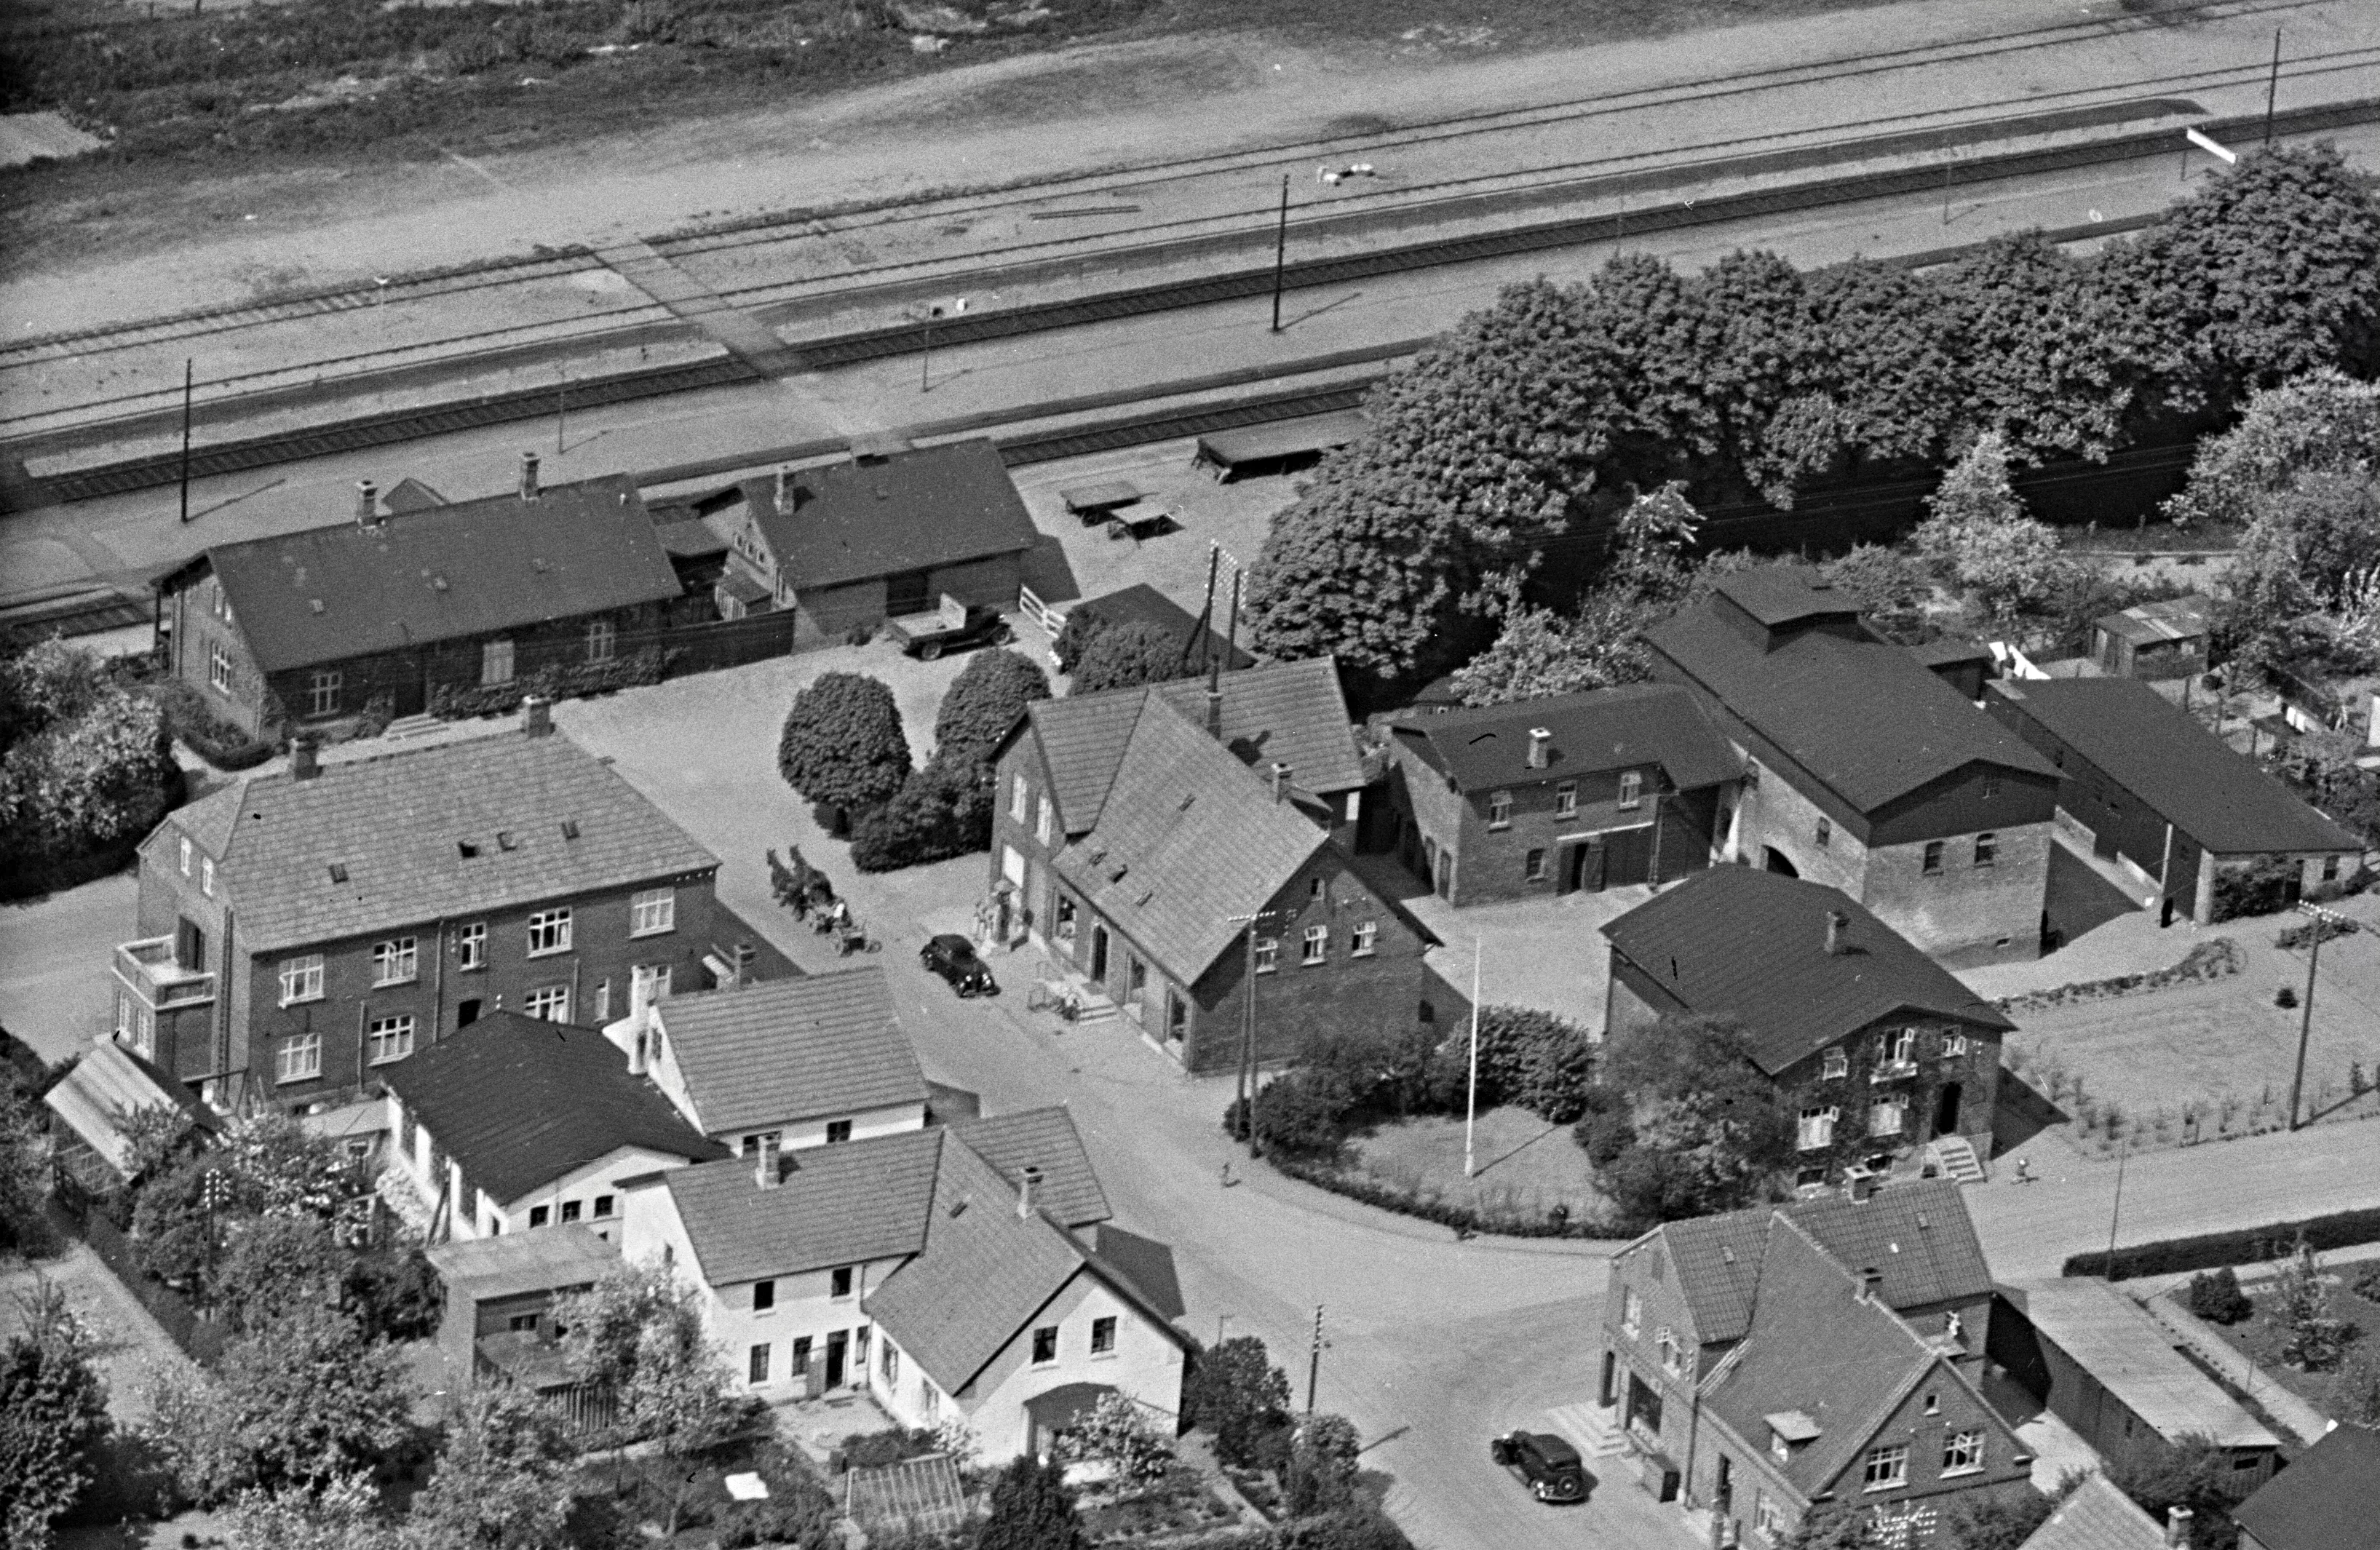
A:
2138 1289 2333 1447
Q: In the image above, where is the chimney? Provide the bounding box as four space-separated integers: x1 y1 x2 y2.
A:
2165 1507 2192 1549
518 451 541 501
1849 1169 1879 1204
1824 910 1849 955
774 464 790 509
290 736 320 782
1272 762 1292 803
733 942 755 988
521 695 552 738
1526 726 1552 769
1857 1266 1884 1302
627 1022 650 1076
755 1134 782 1190
354 480 378 526
1018 1164 1044 1220
1206 685 1223 740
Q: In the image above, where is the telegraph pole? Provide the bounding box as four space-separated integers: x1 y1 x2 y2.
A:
2264 29 2282 147
1269 175 1290 333
1306 1304 1325 1415
2103 1137 2130 1279
177 359 194 524
1231 910 1271 1158
2288 902 2344 1129
1464 939 1483 1177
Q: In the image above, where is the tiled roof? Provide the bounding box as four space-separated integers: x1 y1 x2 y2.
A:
2003 1279 2279 1450
653 969 924 1135
2018 1474 2167 1550
951 1107 1110 1228
1988 677 2361 857
2093 594 2210 646
1710 567 1868 628
1601 868 2012 1075
424 1223 622 1301
745 440 1038 592
381 1012 726 1205
2231 1423 2380 1550
1049 696 1329 987
207 474 680 674
1390 683 1740 793
1698 1218 1946 1495
659 1127 945 1284
1648 1180 1991 1344
865 1136 1189 1394
1648 566 2056 816
1020 658 1364 834
191 728 718 955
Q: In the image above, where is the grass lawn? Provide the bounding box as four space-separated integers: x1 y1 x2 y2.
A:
2203 1270 2380 1421
1341 1105 1611 1228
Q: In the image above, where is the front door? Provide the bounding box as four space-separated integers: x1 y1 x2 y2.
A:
1934 1082 1963 1137
175 917 205 971
825 1330 848 1388
1090 925 1109 983
1599 1350 1617 1406
793 1336 815 1399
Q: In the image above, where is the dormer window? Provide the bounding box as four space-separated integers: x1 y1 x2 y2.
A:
1617 771 1643 810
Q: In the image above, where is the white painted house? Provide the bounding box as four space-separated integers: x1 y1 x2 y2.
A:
381 1011 727 1241
605 967 928 1156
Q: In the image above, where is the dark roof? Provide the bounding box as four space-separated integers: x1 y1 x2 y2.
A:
1194 409 1368 467
1601 868 2012 1075
1020 658 1365 834
1090 1225 1185 1321
1049 696 1332 987
1643 1179 1991 1344
2094 594 2211 645
1648 567 2056 815
168 728 718 955
1987 677 2361 856
2230 1422 2380 1550
382 1013 726 1204
653 968 925 1134
658 1127 945 1284
381 477 448 512
865 1136 1191 1394
206 474 680 674
1068 584 1253 671
1910 638 1994 669
951 1107 1111 1228
424 1223 622 1300
2018 1475 2167 1550
1710 567 1867 628
1698 1218 1948 1495
1390 683 1740 792
745 440 1036 592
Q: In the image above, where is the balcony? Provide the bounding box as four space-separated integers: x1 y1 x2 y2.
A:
115 937 215 1009
1869 1059 1919 1084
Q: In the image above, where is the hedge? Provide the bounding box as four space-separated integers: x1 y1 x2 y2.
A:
1265 1153 1631 1241
427 647 673 719
2061 1203 2380 1279
153 680 277 771
1993 937 2242 1016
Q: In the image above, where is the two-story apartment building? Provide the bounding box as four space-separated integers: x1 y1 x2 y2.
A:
1600 1188 2025 1547
381 1012 727 1241
604 967 929 1154
156 459 682 739
1603 868 2013 1184
711 440 1039 643
1646 567 2061 965
989 685 1441 1073
1382 684 1740 905
109 707 724 1111
619 1103 1188 1456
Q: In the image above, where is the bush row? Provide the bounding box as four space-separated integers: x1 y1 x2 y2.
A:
150 677 277 770
2063 1204 2380 1279
1264 1153 1630 1241
427 645 671 719
1993 937 2243 1015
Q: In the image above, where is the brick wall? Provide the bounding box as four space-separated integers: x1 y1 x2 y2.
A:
1602 1237 1716 1466
1774 1019 2003 1183
167 571 271 734
1859 824 2050 966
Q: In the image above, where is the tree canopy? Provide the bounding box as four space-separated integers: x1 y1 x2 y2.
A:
1068 620 1191 695
1596 1015 1793 1224
932 648 1050 770
1 1280 111 1550
777 672 912 817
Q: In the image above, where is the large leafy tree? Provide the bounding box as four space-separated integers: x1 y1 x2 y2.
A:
0 638 181 896
2167 369 2380 528
552 1262 734 1535
777 672 912 822
1597 1015 1793 1223
1183 1335 1293 1468
406 1388 577 1549
1910 432 2071 622
1940 231 2137 464
979 1455 1087 1550
0 1084 55 1260
932 648 1050 770
0 1281 111 1550
1696 250 1817 504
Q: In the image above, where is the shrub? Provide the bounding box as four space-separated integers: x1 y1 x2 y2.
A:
1571 1086 1635 1165
2350 1261 2380 1301
151 677 276 769
1284 1414 1361 1517
980 1454 1086 1550
1070 619 1190 693
839 1428 942 1471
777 672 911 824
426 645 672 719
2185 1266 2253 1325
1183 1336 1292 1470
1051 609 1109 675
1274 1505 1416 1550
849 759 985 872
2274 916 2358 950
1224 1070 1357 1158
1464 1006 1599 1123
932 648 1050 770
2211 856 2301 921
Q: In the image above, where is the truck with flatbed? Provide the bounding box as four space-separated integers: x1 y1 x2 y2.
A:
884 594 1014 659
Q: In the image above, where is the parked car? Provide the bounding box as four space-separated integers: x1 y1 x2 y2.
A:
921 934 998 996
1488 1431 1587 1503
885 595 1014 660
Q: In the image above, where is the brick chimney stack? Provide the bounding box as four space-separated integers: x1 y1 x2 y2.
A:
354 480 378 526
519 451 541 501
1825 910 1849 955
1272 763 1291 803
1527 727 1552 768
1018 1164 1043 1220
522 696 552 738
290 737 320 781
2165 1507 2191 1548
755 1135 782 1190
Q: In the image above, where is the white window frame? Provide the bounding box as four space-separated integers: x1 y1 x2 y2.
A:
1863 1442 1908 1490
1351 921 1378 957
370 937 419 987
1973 830 1998 868
1525 848 1549 883
586 618 616 663
480 638 515 687
1756 1493 1787 1540
277 1030 323 1084
1821 1046 1848 1081
1870 1097 1907 1137
458 921 488 971
524 985 571 1022
1090 1315 1116 1354
1797 1106 1838 1151
178 836 192 876
1036 797 1054 846
1301 925 1328 964
630 887 675 937
278 953 325 1006
1487 790 1513 829
307 668 342 718
1621 1287 1643 1338
1555 781 1577 817
200 857 215 897
1922 839 1945 875
1942 1430 1984 1475
1254 938 1279 974
1657 1327 1683 1375
1618 771 1644 810
209 643 231 693
594 979 611 1022
633 963 673 1003
526 907 573 957
1031 1325 1059 1366
1010 775 1029 822
367 1015 416 1066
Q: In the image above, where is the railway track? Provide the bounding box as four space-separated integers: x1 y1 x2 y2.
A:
10 91 2373 512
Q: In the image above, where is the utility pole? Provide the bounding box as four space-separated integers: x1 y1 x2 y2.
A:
2288 902 2344 1130
1269 175 1290 333
555 378 567 456
2265 28 2282 147
2103 1137 2130 1279
177 359 194 524
1306 1304 1325 1415
1463 939 1483 1177
1231 910 1269 1158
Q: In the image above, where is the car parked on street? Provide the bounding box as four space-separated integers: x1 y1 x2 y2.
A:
921 933 999 997
1488 1431 1587 1503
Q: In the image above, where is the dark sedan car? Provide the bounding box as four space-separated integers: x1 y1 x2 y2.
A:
1489 1431 1587 1503
921 934 998 997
